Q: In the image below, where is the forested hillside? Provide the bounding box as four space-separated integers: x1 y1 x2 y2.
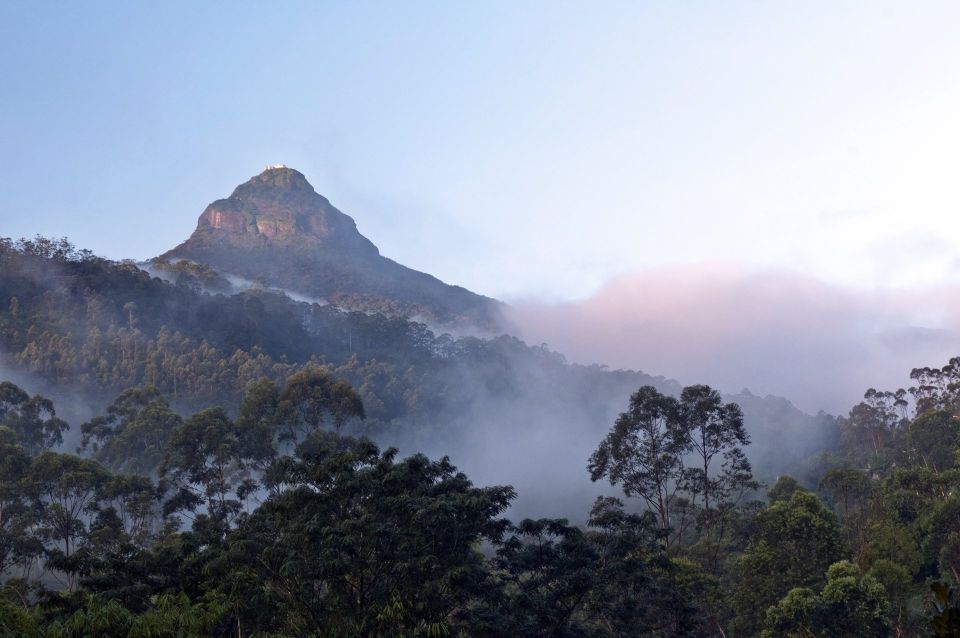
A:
8 236 954 636
0 236 836 490
0 354 956 635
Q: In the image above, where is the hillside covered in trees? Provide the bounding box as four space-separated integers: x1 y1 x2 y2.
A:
0 356 957 635
0 237 836 490
2 237 959 635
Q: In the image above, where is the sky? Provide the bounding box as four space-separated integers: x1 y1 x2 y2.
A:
3 2 960 411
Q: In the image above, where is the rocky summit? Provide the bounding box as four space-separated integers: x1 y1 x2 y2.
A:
158 166 502 328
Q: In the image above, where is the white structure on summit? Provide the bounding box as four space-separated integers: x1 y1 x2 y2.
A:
265 163 287 170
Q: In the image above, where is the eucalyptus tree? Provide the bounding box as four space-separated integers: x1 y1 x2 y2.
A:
818 467 871 518
678 384 756 567
276 367 365 444
161 407 263 527
0 427 39 578
0 381 68 454
27 451 111 590
81 386 182 475
588 386 688 541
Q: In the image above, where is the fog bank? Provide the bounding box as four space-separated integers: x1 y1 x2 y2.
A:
506 263 960 414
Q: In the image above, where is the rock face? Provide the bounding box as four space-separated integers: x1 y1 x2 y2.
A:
159 166 502 328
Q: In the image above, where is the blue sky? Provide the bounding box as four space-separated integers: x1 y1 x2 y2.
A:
2 2 960 301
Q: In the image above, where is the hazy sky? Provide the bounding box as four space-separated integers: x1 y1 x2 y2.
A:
3 2 960 302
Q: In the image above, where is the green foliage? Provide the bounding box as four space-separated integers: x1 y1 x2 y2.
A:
588 386 688 534
767 475 806 503
149 258 232 293
41 593 225 638
730 491 847 636
81 386 181 475
763 561 890 637
161 407 260 525
906 410 960 471
0 598 41 636
494 517 598 636
0 428 38 576
6 241 960 635
228 435 514 636
276 366 365 441
818 467 870 517
589 383 755 555
0 381 68 454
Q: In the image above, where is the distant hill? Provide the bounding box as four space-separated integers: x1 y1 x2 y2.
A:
0 237 840 506
158 166 502 328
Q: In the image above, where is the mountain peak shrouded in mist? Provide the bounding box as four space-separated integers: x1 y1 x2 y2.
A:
158 167 502 328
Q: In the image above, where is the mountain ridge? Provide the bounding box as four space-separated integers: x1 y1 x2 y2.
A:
158 166 502 328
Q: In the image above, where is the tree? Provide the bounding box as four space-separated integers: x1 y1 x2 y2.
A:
730 491 848 636
586 497 718 636
909 359 960 415
494 518 598 637
763 561 891 638
161 408 253 526
930 582 960 637
0 381 68 454
588 386 688 539
275 367 365 444
767 475 806 503
924 495 960 585
678 384 756 567
841 388 909 467
27 451 110 590
905 410 959 472
228 435 515 636
818 468 870 518
234 377 281 478
0 428 40 578
81 386 182 475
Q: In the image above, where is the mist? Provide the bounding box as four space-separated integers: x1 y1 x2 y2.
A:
375 358 630 521
0 356 99 452
505 263 960 415
362 335 837 521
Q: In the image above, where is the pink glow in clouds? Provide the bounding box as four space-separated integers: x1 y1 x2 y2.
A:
506 263 960 414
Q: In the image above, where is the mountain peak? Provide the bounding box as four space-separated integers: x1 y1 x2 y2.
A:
231 165 317 200
160 165 370 257
158 166 502 327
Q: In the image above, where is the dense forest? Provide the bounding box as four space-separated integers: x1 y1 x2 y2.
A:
1 238 959 635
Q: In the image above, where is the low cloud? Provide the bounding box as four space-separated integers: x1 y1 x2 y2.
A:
505 263 960 414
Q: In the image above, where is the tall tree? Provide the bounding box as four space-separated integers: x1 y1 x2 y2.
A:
27 451 110 590
0 427 39 578
730 491 848 636
818 467 871 518
0 381 68 454
588 386 688 540
81 386 182 475
276 367 365 444
234 377 281 478
161 408 255 527
679 384 756 567
229 435 514 636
